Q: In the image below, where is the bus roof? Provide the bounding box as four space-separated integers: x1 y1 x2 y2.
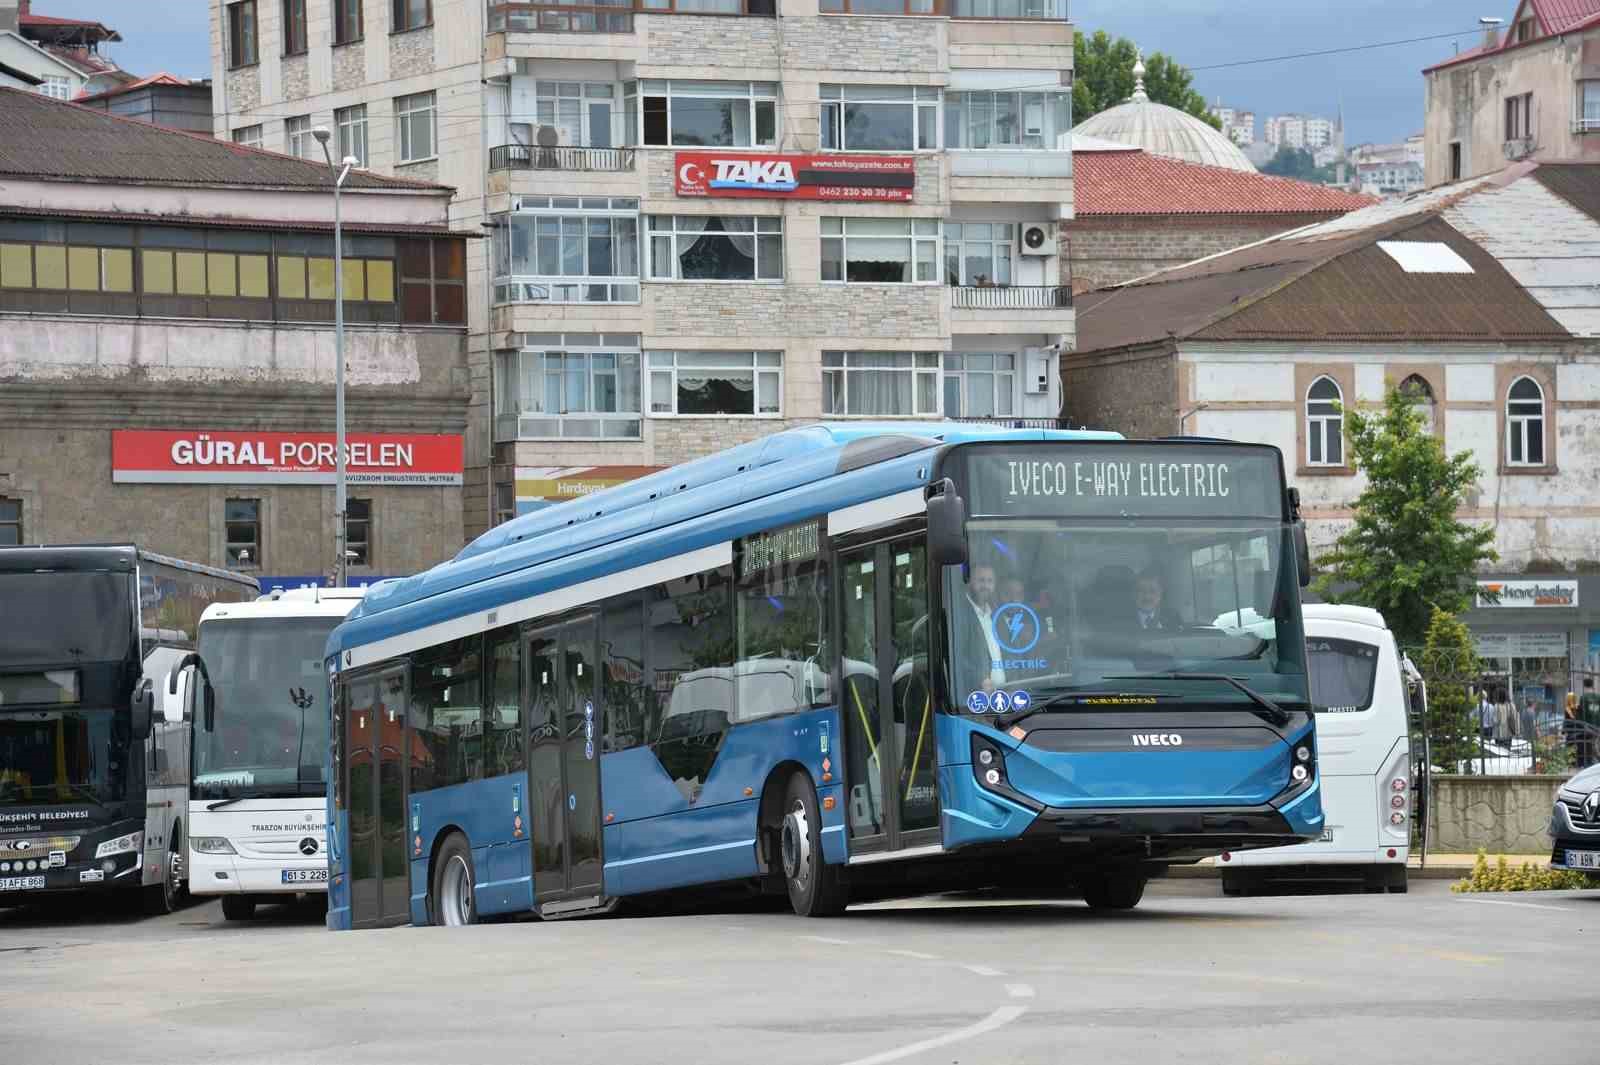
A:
1302 603 1389 630
201 593 367 625
0 542 257 589
329 422 1122 661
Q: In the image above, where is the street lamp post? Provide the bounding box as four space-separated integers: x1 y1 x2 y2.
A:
313 127 357 587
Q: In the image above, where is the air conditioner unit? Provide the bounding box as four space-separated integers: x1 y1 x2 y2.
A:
1502 137 1533 160
1020 224 1056 256
1022 347 1051 395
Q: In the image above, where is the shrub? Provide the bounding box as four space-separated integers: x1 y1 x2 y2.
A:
1451 849 1593 892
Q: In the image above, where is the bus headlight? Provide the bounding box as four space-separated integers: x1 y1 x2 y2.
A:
190 837 236 855
94 832 142 858
1291 765 1309 782
1295 746 1312 763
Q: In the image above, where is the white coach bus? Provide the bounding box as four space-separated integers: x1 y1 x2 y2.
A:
166 587 367 920
1220 604 1414 895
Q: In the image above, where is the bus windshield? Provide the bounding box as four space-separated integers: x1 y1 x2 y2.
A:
0 710 125 807
0 571 134 670
943 442 1309 713
192 617 338 800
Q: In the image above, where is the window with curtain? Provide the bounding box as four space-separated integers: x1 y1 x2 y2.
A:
943 222 1014 285
336 105 368 167
631 81 777 148
648 351 782 416
942 353 1015 418
1399 374 1436 436
821 217 939 284
820 85 939 151
1506 375 1546 467
227 1 258 67
822 351 940 417
945 90 1070 149
491 199 640 304
392 0 432 31
396 91 437 162
1305 376 1343 466
334 0 364 43
647 215 782 281
285 115 314 159
282 0 307 54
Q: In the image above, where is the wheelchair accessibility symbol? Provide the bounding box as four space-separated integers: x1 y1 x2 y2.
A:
993 603 1041 656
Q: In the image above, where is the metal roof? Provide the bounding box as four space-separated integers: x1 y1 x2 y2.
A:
0 88 450 192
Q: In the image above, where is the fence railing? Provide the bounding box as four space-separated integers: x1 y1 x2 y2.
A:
489 144 637 172
489 0 1063 30
819 0 1068 16
952 284 1072 309
947 417 1070 429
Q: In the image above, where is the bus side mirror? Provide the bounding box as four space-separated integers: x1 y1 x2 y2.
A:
927 479 968 569
160 667 188 725
1293 520 1312 589
131 679 154 741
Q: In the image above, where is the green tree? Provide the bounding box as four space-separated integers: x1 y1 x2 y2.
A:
1314 382 1498 651
1260 146 1344 186
1418 606 1481 774
1072 31 1221 129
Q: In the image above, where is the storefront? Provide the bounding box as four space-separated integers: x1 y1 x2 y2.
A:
1464 577 1597 718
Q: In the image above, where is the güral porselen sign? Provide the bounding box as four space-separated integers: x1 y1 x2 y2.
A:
111 430 464 486
674 152 914 201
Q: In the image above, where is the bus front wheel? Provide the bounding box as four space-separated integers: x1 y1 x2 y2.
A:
1082 869 1147 911
221 895 257 921
780 775 848 918
431 833 478 927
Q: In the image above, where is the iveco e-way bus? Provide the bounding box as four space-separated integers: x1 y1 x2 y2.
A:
0 545 255 914
325 424 1323 928
167 587 366 920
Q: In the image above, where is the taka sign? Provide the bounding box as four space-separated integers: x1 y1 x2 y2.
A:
112 430 464 486
674 152 915 201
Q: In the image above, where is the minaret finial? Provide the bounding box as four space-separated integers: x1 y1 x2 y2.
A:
1130 48 1149 103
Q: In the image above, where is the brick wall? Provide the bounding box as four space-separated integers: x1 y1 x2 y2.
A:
225 67 260 114
779 16 945 74
281 53 309 101
642 15 779 70
651 417 809 466
389 26 435 80
1062 343 1178 436
331 41 365 93
1064 214 1339 292
647 283 946 340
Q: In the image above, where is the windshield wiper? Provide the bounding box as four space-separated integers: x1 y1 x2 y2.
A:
1105 673 1293 727
206 795 246 811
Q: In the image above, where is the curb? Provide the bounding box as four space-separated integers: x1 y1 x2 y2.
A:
1166 859 1545 881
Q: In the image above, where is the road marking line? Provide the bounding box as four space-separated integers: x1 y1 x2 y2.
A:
834 1006 1028 1065
804 935 853 945
1006 984 1035 999
886 948 940 960
963 964 1005 977
1456 897 1576 913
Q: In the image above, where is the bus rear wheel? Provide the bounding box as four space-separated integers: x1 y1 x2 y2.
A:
780 775 847 918
1082 869 1147 911
142 839 182 916
431 833 477 927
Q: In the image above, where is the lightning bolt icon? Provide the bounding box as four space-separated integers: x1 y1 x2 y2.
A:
1006 610 1024 642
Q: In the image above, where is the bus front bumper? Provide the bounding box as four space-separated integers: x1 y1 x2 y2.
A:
188 850 329 895
1018 803 1318 862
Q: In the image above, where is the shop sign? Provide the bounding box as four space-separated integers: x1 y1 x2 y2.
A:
1476 579 1578 609
514 466 663 516
1473 631 1570 659
111 430 464 486
674 152 915 201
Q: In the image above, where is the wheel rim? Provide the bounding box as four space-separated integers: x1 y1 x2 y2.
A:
440 854 473 926
781 800 811 889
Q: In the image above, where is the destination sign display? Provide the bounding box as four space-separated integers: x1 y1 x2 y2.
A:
958 444 1285 519
740 520 821 579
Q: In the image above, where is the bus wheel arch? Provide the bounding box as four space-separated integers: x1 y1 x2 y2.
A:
756 761 811 877
428 828 477 927
776 771 848 917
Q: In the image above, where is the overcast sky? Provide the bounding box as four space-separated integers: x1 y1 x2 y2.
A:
50 0 1496 146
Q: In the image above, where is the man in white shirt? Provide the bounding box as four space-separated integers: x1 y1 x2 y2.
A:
965 564 1006 691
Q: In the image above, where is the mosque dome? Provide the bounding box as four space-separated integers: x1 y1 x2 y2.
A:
1072 53 1256 173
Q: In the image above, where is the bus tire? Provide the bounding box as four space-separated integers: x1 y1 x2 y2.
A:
221 895 257 921
1082 869 1146 911
1220 870 1256 898
142 839 181 916
1386 866 1408 894
780 775 847 918
431 833 478 927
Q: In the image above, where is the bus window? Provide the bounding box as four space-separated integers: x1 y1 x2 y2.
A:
1306 637 1379 713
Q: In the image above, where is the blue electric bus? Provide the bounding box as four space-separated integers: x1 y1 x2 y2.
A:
325 423 1323 928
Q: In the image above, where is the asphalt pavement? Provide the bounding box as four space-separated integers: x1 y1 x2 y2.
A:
2 878 1592 1065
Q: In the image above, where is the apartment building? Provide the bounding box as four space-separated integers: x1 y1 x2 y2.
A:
211 0 1076 540
1207 102 1255 147
1422 0 1600 185
1264 113 1334 151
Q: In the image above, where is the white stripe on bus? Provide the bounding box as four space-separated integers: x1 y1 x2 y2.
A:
827 488 926 537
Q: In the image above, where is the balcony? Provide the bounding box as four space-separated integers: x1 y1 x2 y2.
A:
494 277 641 304
488 0 774 33
819 0 1068 16
489 144 637 172
952 285 1071 309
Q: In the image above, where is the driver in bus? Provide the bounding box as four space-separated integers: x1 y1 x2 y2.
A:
955 563 1005 693
1129 568 1183 632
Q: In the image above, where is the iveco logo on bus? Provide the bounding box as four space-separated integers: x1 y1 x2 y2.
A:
1131 733 1183 747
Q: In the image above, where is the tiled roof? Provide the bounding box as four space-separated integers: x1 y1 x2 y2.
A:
0 88 449 192
1424 0 1600 72
1074 149 1376 218
1072 165 1581 352
18 11 120 40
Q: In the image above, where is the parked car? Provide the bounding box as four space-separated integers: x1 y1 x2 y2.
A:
1551 762 1600 880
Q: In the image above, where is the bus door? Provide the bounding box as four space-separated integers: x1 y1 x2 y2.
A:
836 534 939 856
345 668 410 929
525 612 603 906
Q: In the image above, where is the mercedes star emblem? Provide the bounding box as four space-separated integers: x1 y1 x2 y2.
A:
298 837 319 856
